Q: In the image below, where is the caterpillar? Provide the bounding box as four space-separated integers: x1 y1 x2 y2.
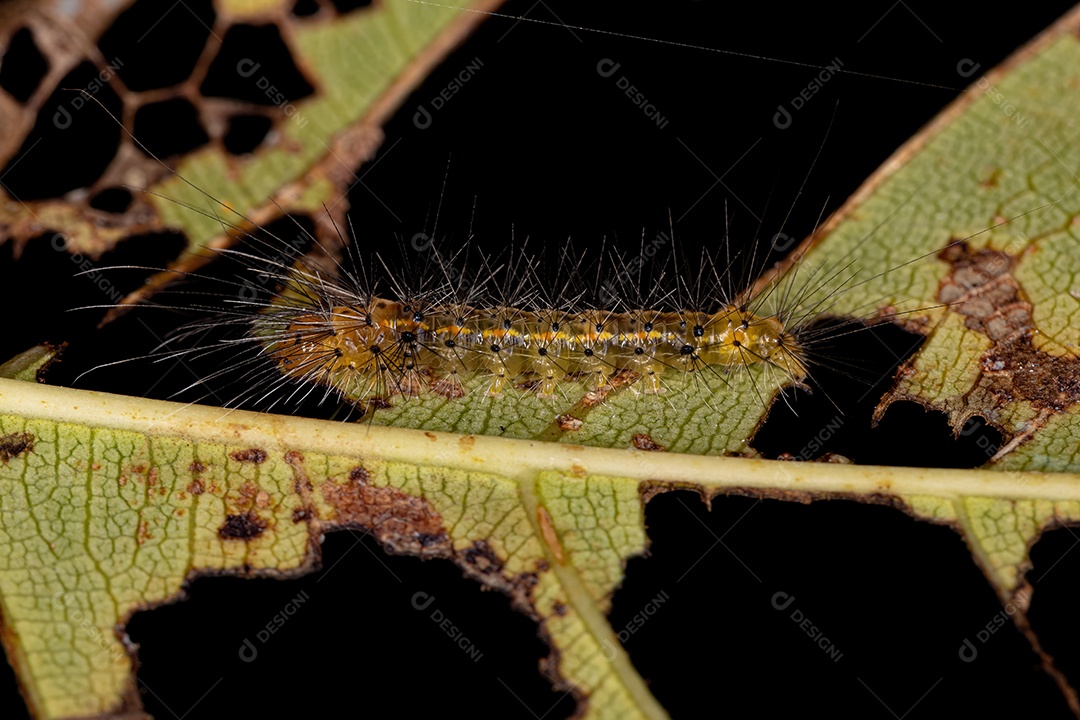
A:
270 295 807 402
131 220 836 432
251 242 810 403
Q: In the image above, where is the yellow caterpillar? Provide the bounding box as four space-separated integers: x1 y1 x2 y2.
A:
266 294 808 405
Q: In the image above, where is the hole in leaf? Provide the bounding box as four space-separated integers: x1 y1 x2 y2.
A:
200 24 315 106
97 0 215 91
133 97 210 158
0 230 187 365
127 531 573 718
0 61 122 200
611 490 1073 717
290 0 323 17
223 113 273 155
0 657 24 719
330 0 374 13
1026 527 1080 692
88 186 134 213
753 319 1003 467
0 27 49 103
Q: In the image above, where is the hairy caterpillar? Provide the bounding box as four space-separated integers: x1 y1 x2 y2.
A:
271 294 808 401
246 231 811 396
106 213 832 430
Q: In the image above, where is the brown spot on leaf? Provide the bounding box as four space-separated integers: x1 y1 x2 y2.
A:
514 378 542 392
906 241 1080 450
416 532 445 547
0 433 33 463
632 433 666 452
980 168 1002 188
189 461 206 474
218 513 267 540
537 507 565 565
424 432 437 441
364 397 393 413
462 540 505 576
569 464 587 478
556 414 583 432
348 466 371 483
553 602 568 617
320 478 450 557
431 376 465 399
580 386 611 407
580 369 638 408
187 479 205 496
458 435 475 451
938 243 1025 342
284 451 315 533
230 448 268 463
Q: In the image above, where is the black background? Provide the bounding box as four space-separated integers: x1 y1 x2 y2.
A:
3 0 1080 717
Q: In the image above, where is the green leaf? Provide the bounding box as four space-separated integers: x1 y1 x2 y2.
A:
367 365 787 455
0 346 60 384
4 378 1080 717
787 21 1080 474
